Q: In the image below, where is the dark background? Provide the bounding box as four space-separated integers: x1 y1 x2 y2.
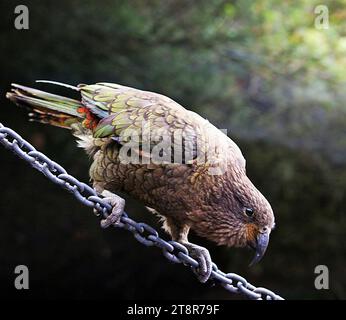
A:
0 0 345 300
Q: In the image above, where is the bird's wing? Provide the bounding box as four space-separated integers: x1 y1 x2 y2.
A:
79 82 245 176
80 82 195 136
79 83 208 162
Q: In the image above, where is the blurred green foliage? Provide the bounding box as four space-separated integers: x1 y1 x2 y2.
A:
0 0 345 299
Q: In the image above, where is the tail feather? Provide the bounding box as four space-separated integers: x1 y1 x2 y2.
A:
7 84 82 115
35 80 80 91
28 112 80 129
6 83 84 130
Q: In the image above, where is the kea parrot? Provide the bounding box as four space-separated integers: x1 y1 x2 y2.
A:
6 81 275 283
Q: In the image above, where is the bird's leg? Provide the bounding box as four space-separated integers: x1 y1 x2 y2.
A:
167 218 213 283
182 242 213 283
93 184 125 228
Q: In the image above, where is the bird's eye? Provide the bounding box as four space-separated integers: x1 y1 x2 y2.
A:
245 208 254 217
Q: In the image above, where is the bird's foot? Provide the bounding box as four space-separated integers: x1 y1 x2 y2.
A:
97 190 125 228
182 242 212 283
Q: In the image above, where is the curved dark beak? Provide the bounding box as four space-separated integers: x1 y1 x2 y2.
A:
249 229 270 267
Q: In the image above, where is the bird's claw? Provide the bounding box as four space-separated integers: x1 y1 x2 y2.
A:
183 242 213 283
97 190 125 228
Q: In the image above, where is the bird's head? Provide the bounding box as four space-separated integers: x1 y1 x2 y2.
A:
230 177 276 266
193 173 275 266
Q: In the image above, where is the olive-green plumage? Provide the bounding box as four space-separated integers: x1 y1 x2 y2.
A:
6 81 275 282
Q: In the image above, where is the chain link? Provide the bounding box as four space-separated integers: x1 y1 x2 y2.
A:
0 122 284 300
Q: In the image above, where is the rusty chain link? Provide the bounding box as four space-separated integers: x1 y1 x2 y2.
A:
0 122 284 300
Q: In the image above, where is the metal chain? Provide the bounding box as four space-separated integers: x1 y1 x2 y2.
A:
0 122 284 300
